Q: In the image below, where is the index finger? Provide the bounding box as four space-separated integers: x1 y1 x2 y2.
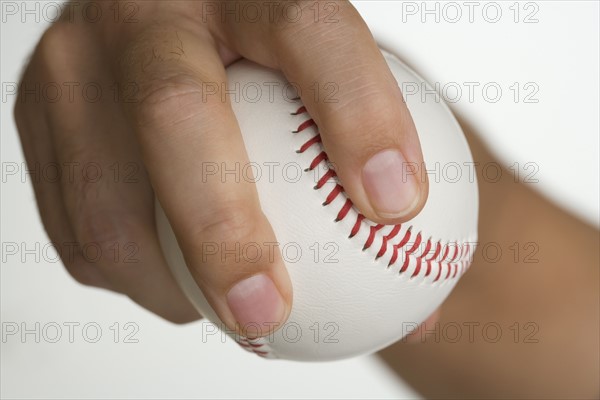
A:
111 20 292 338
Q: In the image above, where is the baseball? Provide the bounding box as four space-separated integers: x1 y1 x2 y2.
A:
156 50 479 361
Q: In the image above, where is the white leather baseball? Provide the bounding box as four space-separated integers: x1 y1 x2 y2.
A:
156 50 478 361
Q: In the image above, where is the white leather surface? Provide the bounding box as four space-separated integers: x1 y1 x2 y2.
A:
156 52 478 361
2 1 597 398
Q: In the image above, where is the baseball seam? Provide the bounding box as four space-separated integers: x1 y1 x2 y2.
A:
234 100 474 359
291 102 473 280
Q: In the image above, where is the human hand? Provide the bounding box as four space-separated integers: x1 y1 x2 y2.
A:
14 0 428 334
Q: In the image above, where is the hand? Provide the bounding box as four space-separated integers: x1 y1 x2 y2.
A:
14 0 428 334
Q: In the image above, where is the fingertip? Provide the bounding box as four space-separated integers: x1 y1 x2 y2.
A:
362 148 423 221
226 272 291 339
405 307 441 344
179 208 293 340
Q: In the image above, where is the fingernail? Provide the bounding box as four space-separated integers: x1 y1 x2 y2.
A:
363 149 419 218
226 274 286 338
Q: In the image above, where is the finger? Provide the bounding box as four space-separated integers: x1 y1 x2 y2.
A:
14 30 109 289
42 24 199 323
113 23 292 337
209 1 428 224
405 308 441 344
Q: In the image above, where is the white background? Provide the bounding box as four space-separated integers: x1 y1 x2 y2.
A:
1 1 598 399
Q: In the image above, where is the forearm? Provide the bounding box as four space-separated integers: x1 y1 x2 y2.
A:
378 117 600 399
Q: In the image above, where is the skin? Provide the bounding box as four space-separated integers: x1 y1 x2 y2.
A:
379 118 600 399
14 0 428 333
16 1 597 396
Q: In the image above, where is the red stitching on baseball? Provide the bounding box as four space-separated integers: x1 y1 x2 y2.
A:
323 184 343 205
235 336 273 358
397 228 412 248
377 224 402 259
292 105 307 115
446 263 453 279
388 248 399 267
297 134 322 153
406 232 423 255
425 260 432 277
417 238 433 259
309 151 328 170
388 228 411 267
350 214 365 238
292 106 473 283
315 169 336 189
399 253 410 273
449 245 460 262
363 225 384 250
336 199 354 222
427 242 442 261
433 263 443 282
411 258 422 278
294 118 316 133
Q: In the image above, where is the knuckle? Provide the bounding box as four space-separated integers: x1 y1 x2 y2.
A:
330 93 404 148
59 247 105 288
136 73 202 108
173 202 274 283
74 211 141 268
117 28 229 133
183 204 268 274
35 217 107 288
37 22 84 69
37 23 71 54
193 204 259 249
133 74 226 132
55 136 90 169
